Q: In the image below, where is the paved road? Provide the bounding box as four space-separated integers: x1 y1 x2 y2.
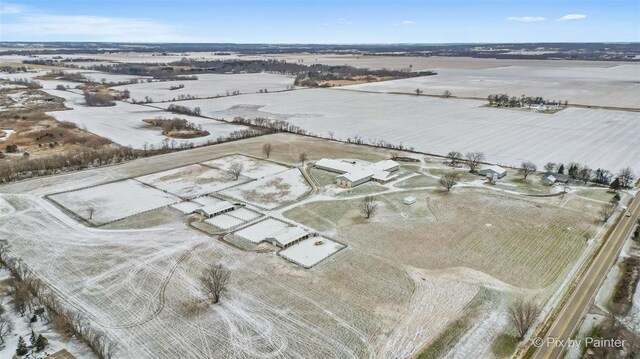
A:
531 194 640 358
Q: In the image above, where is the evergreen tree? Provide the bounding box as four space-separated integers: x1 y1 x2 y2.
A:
610 177 621 192
16 336 28 355
35 334 48 352
29 329 36 346
558 164 565 174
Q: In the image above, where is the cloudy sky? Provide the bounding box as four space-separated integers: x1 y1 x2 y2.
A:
0 0 638 43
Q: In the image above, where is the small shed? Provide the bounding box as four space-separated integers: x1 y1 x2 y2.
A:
542 174 557 186
403 196 417 205
478 165 507 179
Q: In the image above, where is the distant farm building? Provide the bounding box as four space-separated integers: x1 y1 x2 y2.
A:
315 158 400 187
542 174 557 185
265 226 314 248
542 171 570 185
478 165 507 179
404 196 417 205
196 201 235 218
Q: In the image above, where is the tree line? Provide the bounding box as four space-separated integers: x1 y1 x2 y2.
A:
487 94 568 108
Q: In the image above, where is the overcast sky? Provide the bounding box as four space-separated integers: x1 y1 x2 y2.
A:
1 0 638 43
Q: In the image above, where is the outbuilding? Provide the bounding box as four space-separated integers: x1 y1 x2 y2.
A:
266 226 314 248
196 201 235 218
542 174 557 186
403 196 417 205
477 165 507 179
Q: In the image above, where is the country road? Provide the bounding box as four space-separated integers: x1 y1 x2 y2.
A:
531 194 640 359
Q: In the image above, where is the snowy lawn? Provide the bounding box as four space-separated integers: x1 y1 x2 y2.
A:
279 237 344 268
201 154 290 179
220 169 311 209
113 73 295 102
234 218 290 243
156 89 640 174
136 164 249 199
48 179 181 225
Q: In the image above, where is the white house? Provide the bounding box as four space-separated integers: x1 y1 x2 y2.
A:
477 165 507 179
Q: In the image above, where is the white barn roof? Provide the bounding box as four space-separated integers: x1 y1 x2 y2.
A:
267 226 309 247
314 159 358 173
198 201 234 216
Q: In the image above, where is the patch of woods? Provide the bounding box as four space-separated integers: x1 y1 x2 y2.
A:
83 91 116 107
231 116 308 135
6 78 42 89
0 65 28 73
166 103 201 116
487 94 568 109
0 241 118 358
610 221 640 315
584 313 640 358
32 58 436 88
143 117 210 138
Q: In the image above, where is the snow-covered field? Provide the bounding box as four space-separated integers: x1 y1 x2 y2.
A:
77 71 149 84
136 164 249 199
41 89 248 149
201 154 290 179
221 168 312 209
235 218 290 243
227 207 261 221
341 65 640 108
157 89 640 174
48 180 181 225
279 237 344 268
113 73 295 102
170 201 202 214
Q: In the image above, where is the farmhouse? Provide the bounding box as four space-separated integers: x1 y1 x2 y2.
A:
478 165 507 179
544 171 570 184
266 226 314 248
196 201 235 218
316 158 400 187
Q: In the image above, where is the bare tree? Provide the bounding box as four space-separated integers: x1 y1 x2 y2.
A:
446 151 462 167
0 315 13 345
228 162 244 180
617 167 635 188
299 152 308 166
87 207 95 220
442 89 452 98
508 300 541 339
200 264 231 304
579 166 593 184
262 143 272 159
360 196 379 219
327 131 335 140
599 202 617 223
415 88 423 96
520 161 537 179
464 151 485 173
439 173 460 192
0 240 10 265
543 162 556 172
